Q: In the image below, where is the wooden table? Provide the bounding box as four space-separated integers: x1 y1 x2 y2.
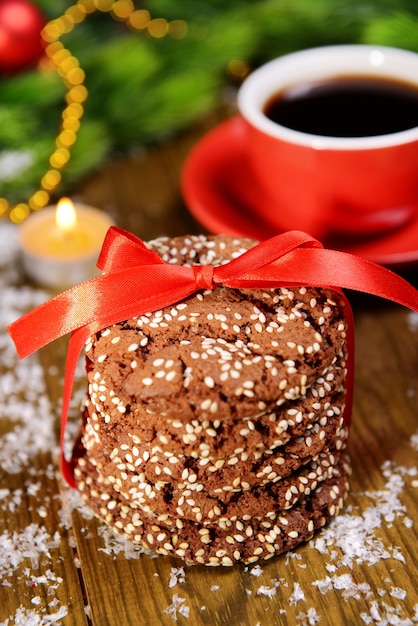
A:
1 119 417 625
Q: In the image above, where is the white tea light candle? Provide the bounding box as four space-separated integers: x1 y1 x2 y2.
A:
19 198 114 288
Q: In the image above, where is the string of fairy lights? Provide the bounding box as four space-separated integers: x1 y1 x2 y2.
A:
1 0 190 224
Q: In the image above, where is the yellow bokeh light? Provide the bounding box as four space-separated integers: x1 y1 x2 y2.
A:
66 85 88 104
62 117 81 132
63 102 84 120
65 4 87 23
128 9 150 30
42 21 63 42
78 0 96 14
41 170 62 190
45 41 64 57
0 199 9 216
67 67 86 86
50 47 71 64
148 18 169 38
227 58 250 80
10 204 30 224
111 0 134 20
57 130 77 148
94 0 114 12
168 20 188 39
29 191 50 210
58 55 79 73
55 15 74 34
50 148 71 169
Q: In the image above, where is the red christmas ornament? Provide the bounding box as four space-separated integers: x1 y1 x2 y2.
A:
0 0 46 75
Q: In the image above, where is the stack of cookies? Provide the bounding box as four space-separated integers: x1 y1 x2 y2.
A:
73 234 351 566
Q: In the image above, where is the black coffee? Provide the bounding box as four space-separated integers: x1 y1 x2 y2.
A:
264 75 418 137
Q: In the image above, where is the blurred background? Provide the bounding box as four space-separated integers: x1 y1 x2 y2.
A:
1 0 418 233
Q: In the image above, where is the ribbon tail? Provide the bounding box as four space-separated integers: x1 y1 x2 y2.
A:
7 265 200 360
60 326 91 487
225 248 418 312
298 249 418 311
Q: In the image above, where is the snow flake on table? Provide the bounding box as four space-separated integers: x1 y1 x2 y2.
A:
0 223 56 475
0 524 60 580
168 566 186 588
1 604 68 626
311 461 415 568
163 594 190 622
0 224 72 625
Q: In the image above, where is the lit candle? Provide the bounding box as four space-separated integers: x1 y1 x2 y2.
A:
19 198 114 289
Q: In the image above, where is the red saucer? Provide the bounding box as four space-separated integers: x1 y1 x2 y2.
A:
181 116 418 267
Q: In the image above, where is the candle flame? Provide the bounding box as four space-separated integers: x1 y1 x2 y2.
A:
56 198 77 232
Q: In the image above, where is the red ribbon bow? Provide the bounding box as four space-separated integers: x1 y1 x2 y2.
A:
8 226 418 487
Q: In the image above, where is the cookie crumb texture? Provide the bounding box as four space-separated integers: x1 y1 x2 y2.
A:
74 234 351 565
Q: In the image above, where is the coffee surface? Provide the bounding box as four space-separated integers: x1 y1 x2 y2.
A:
264 75 418 137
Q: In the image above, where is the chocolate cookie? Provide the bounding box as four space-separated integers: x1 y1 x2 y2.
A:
86 353 347 459
73 234 351 565
79 404 348 510
74 451 351 565
85 443 347 523
84 284 348 426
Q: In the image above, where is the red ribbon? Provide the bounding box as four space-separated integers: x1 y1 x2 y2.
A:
8 227 418 487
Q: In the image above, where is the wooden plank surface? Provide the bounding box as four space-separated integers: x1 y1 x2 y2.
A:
1 122 417 625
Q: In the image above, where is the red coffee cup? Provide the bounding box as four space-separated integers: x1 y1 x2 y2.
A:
237 45 418 239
